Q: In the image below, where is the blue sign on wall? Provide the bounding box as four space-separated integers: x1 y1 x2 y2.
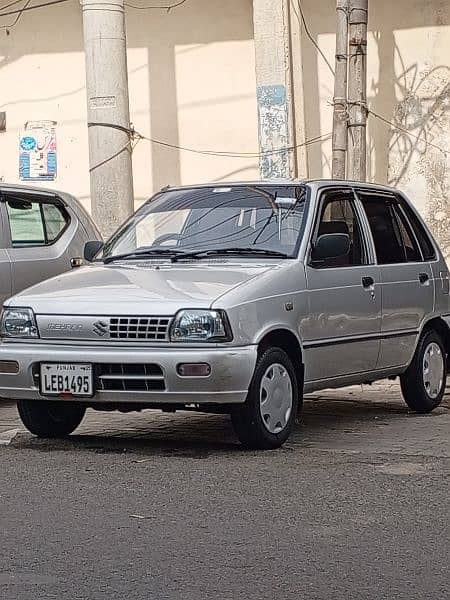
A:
19 121 57 181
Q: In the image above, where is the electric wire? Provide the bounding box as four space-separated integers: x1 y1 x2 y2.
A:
0 0 26 11
3 0 448 159
368 108 449 156
297 0 450 157
0 0 68 17
0 0 30 29
87 122 331 162
124 0 187 11
296 0 335 76
137 130 331 158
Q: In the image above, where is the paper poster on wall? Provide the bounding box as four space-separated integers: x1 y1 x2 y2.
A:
19 120 57 181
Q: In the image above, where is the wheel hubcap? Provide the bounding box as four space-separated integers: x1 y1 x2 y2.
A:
259 363 293 434
422 342 444 400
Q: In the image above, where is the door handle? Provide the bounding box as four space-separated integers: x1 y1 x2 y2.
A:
419 272 429 284
71 257 83 268
362 276 374 289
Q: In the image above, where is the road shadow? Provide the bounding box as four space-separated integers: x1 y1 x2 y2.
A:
8 391 441 457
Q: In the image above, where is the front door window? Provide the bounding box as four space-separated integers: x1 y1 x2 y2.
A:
315 194 366 267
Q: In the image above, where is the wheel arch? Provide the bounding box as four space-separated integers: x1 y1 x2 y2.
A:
421 316 450 369
256 327 304 390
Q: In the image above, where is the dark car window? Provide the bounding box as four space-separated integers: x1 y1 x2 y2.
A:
6 197 69 247
393 205 421 262
396 196 436 261
359 194 422 264
314 192 365 267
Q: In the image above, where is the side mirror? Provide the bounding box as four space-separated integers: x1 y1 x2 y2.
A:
84 240 104 262
312 233 350 261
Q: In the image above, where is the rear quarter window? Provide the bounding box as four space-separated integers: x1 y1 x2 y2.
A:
397 196 436 261
42 202 69 242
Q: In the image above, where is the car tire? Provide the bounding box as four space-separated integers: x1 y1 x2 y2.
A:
400 329 447 413
231 347 300 450
17 400 86 438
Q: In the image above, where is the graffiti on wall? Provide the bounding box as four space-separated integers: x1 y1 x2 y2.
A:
388 65 450 258
257 84 290 179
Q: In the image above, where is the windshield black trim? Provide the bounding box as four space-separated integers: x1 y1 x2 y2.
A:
170 247 290 262
102 248 183 264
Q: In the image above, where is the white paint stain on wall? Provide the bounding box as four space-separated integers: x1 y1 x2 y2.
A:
257 84 290 179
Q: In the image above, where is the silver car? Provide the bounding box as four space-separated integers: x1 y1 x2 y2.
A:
0 183 101 306
0 180 449 449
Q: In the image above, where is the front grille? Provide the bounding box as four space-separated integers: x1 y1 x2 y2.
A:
109 317 171 341
97 363 165 392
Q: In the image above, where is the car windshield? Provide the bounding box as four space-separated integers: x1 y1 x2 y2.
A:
102 185 307 260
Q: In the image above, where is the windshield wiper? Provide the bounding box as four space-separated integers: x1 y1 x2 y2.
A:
103 248 182 264
171 247 289 262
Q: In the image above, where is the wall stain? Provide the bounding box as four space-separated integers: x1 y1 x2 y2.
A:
257 84 290 179
388 64 450 259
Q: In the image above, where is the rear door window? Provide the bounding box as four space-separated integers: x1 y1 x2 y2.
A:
7 200 45 245
6 196 69 246
358 193 421 264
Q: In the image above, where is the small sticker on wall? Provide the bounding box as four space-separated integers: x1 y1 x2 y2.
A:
90 96 117 109
19 120 57 181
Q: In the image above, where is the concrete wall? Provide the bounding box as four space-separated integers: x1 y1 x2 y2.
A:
299 0 450 256
2 0 449 256
0 0 259 212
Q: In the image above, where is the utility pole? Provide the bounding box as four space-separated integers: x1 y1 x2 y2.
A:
347 0 368 181
331 0 349 179
81 0 134 238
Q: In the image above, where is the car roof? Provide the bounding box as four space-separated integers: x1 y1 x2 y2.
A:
0 182 71 198
160 179 401 195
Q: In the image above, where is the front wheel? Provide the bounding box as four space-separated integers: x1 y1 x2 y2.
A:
231 347 300 450
400 329 447 413
17 400 86 438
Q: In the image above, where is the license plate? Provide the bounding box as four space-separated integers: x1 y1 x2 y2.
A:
40 363 93 397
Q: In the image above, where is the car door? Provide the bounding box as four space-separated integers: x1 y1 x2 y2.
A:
3 190 74 295
0 202 12 306
302 188 381 383
356 190 434 369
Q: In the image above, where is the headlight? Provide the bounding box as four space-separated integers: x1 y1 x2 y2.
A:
170 309 232 342
0 307 39 338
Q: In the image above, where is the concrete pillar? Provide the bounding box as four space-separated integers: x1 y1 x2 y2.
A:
347 0 368 182
252 0 297 180
81 0 134 238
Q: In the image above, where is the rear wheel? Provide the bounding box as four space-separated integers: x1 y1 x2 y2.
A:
400 329 446 413
231 347 300 449
17 400 86 437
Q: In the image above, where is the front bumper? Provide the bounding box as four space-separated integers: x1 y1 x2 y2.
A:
0 342 257 404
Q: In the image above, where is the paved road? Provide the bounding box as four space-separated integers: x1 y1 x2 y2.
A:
0 382 449 599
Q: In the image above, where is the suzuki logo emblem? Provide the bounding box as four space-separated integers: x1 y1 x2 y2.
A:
93 320 109 337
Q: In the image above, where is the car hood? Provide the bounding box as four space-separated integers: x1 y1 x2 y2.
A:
7 262 277 315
